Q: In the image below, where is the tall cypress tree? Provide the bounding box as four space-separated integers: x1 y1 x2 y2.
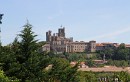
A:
3 22 51 82
18 22 38 64
13 22 40 82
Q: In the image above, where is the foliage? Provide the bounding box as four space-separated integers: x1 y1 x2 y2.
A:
113 43 130 60
0 70 10 82
43 58 78 82
0 70 19 82
97 48 114 60
67 53 87 61
106 60 129 67
75 71 97 82
86 59 95 67
74 71 130 82
1 22 130 82
0 22 51 82
37 41 46 47
113 71 130 82
1 22 79 82
97 43 130 61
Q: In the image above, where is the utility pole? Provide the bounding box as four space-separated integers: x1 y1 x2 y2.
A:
0 14 4 52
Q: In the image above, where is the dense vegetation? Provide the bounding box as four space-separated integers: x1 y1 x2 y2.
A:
75 71 130 82
0 23 78 82
96 43 130 67
1 22 130 82
96 43 130 60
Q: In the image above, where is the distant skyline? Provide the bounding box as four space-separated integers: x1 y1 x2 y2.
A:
0 0 130 45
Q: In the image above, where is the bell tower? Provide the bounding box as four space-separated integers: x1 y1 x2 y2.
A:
46 30 52 42
58 26 65 37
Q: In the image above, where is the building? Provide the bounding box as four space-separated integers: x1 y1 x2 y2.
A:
41 43 50 52
96 43 119 51
43 27 96 53
43 27 130 53
96 43 130 51
125 44 130 48
66 41 96 53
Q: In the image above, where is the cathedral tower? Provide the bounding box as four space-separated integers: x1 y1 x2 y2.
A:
46 30 52 42
58 27 65 37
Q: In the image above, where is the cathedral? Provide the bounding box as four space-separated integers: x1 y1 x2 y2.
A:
43 27 96 53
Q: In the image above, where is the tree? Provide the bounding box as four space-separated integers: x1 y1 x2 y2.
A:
0 70 19 82
1 22 60 82
0 70 10 82
18 23 38 64
75 71 97 82
1 22 49 82
68 53 86 61
43 58 78 82
0 44 17 74
97 48 114 60
113 43 130 60
86 59 95 67
16 22 43 82
113 71 130 82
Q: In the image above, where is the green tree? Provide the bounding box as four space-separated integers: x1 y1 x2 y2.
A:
3 22 49 82
0 70 10 82
75 71 97 82
107 60 129 67
43 58 78 82
68 53 85 61
0 44 17 75
97 48 114 60
113 43 130 60
0 22 57 82
86 59 95 67
15 22 43 82
113 71 130 82
0 70 19 82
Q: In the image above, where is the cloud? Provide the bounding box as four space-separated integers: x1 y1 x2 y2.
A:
87 27 130 40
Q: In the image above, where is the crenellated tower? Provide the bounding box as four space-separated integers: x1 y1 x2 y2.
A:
46 30 52 42
58 27 65 37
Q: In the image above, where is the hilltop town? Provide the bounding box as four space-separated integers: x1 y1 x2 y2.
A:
1 23 130 82
42 27 130 53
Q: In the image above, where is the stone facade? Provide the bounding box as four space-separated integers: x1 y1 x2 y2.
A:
43 27 130 53
96 43 130 51
44 27 96 53
66 41 96 53
41 43 50 52
96 43 119 51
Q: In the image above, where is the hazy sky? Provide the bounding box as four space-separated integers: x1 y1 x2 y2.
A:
1 0 130 45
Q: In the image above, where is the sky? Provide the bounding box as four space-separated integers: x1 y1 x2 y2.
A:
0 0 130 45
